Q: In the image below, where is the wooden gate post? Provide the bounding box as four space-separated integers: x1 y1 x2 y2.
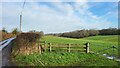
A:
37 43 41 54
38 45 41 54
68 43 71 52
44 41 46 52
49 43 52 52
86 42 90 53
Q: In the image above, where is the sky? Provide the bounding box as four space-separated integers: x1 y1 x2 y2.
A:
1 0 119 34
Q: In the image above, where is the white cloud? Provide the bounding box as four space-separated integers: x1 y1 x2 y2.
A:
1 0 119 2
1 2 117 33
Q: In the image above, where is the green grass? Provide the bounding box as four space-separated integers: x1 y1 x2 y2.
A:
41 35 118 57
14 52 118 66
82 35 118 42
41 35 118 45
13 35 119 66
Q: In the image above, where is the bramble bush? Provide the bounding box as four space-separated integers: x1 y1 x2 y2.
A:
12 32 44 56
0 31 15 41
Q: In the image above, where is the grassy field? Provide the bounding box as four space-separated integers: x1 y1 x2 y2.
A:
13 35 119 66
14 52 118 66
41 35 118 56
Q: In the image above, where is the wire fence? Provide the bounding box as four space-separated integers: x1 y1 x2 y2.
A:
92 45 119 61
38 40 119 62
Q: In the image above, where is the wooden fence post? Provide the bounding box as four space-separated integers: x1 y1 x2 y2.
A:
38 45 41 54
68 43 70 52
86 42 90 53
44 41 46 52
37 42 42 54
49 43 52 52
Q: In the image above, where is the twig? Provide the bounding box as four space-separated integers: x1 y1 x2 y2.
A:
33 55 45 66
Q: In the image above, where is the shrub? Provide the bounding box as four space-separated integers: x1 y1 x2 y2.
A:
12 32 44 56
0 31 15 41
16 33 41 42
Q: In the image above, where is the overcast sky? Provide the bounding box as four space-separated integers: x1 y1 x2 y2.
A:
1 0 119 34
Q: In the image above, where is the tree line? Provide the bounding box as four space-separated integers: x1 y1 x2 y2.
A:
1 27 119 39
99 28 119 35
46 28 119 38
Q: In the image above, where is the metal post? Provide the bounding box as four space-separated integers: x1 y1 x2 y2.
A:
20 15 22 33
